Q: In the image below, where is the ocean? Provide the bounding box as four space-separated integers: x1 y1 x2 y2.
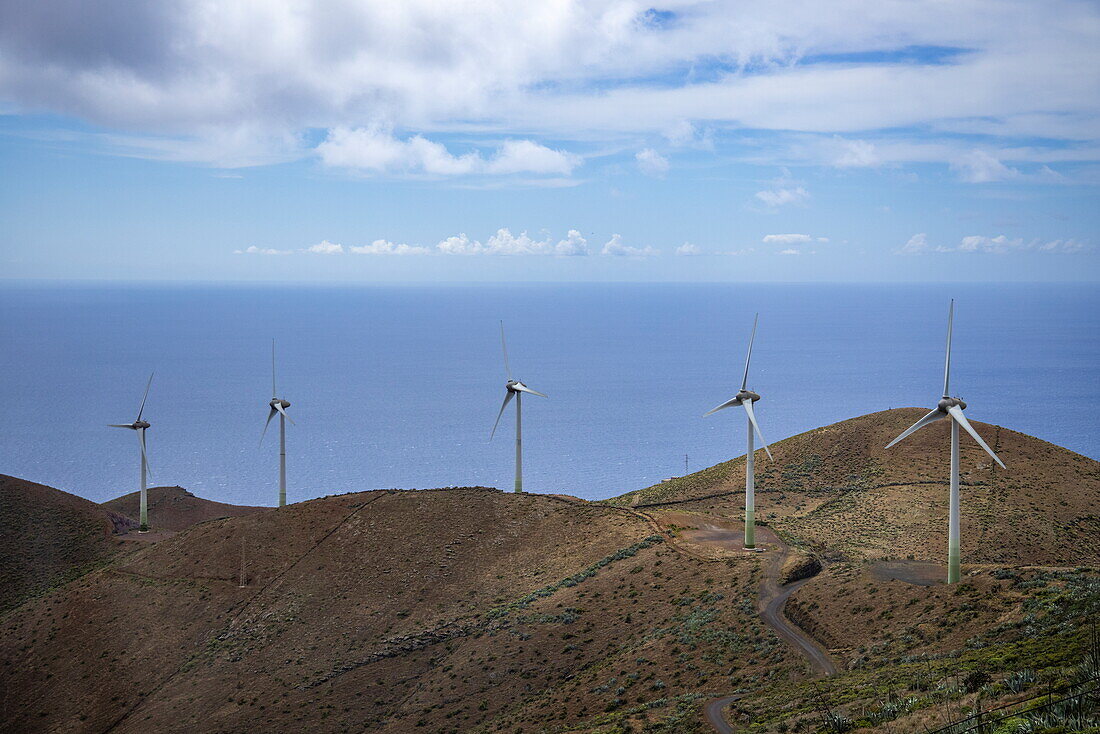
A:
0 282 1096 505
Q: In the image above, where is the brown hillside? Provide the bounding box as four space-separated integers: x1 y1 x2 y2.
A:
0 474 133 612
0 487 816 733
610 408 1100 566
101 485 268 532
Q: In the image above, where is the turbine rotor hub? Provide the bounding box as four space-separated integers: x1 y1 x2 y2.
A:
737 390 761 403
134 420 150 429
938 396 966 412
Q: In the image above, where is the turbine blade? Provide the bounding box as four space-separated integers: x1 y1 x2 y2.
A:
884 408 945 449
490 391 514 440
513 384 547 397
703 397 739 417
741 313 758 391
108 424 134 429
139 428 153 479
274 401 295 425
500 320 512 380
742 399 773 460
947 405 1006 469
271 338 277 398
943 299 954 397
136 372 154 422
260 407 276 445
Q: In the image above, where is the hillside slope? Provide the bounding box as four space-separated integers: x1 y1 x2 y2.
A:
101 485 268 531
0 474 133 611
610 408 1100 566
0 487 808 733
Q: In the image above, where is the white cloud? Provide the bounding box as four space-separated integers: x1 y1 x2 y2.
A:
754 170 811 208
778 248 803 256
762 234 813 245
1036 238 1090 253
675 242 701 256
316 126 579 177
435 228 588 256
635 148 669 177
755 187 810 208
899 232 1091 255
436 233 482 255
601 234 658 257
484 228 552 255
349 239 431 255
664 121 695 146
899 233 935 254
234 245 290 255
555 229 589 256
485 140 580 175
2 1 1098 174
304 240 344 255
829 137 879 168
951 150 1021 183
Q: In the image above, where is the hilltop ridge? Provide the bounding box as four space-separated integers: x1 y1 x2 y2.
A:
101 485 268 532
609 408 1100 566
0 474 132 611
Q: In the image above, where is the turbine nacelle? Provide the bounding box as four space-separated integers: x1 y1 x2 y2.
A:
937 396 966 413
110 420 150 431
270 398 291 409
736 389 761 405
505 380 546 397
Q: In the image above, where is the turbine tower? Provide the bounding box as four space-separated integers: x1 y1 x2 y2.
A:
490 321 547 493
109 373 154 532
885 300 1006 584
704 314 773 550
261 339 294 507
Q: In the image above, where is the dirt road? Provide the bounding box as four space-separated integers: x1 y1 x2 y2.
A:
637 511 835 732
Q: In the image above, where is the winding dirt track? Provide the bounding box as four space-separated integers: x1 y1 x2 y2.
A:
631 512 835 732
757 542 838 678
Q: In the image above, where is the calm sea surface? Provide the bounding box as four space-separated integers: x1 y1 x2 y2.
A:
0 282 1096 505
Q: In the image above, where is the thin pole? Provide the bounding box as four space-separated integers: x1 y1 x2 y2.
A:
745 413 755 549
514 392 523 493
139 428 148 531
948 418 961 583
239 537 246 587
279 412 287 507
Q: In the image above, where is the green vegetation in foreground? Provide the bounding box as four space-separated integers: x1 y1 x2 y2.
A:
733 568 1100 733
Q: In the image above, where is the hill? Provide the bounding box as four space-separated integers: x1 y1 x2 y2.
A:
0 486 832 733
0 474 134 612
609 408 1100 567
101 486 268 532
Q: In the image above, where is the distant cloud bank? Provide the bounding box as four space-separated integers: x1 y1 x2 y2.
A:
237 230 662 257
899 233 1091 255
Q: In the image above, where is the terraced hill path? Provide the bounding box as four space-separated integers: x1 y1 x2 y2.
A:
628 510 836 732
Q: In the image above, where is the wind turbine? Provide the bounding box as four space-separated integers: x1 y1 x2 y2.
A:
704 314 773 550
261 339 294 507
885 300 1006 584
490 321 547 493
109 373 154 532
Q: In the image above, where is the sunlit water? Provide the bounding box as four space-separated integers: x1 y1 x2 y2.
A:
0 282 1096 505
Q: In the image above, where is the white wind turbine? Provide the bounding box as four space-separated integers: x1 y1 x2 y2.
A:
885 299 1006 584
109 373 155 532
704 314 773 550
261 340 294 507
490 321 547 493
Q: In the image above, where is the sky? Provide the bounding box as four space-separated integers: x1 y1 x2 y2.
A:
1 0 1098 282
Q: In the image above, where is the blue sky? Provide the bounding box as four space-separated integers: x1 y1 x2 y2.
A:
1 1 1098 282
